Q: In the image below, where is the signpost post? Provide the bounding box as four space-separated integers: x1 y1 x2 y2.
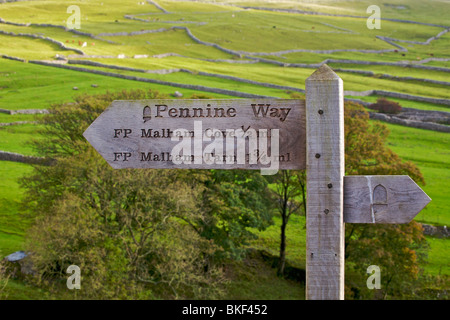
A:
84 64 431 300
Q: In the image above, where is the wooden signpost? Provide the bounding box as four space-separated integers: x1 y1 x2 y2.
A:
84 64 431 300
305 66 345 300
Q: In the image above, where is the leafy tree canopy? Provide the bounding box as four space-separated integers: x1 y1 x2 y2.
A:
21 90 273 299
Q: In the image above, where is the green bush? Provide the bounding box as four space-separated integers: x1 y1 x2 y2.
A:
21 89 272 299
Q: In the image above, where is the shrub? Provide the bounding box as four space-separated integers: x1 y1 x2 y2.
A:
21 89 272 299
22 89 228 299
343 102 428 300
368 98 402 114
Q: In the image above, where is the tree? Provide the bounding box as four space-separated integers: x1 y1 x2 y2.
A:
191 169 273 261
267 170 305 276
21 90 273 298
268 101 428 299
21 91 210 298
343 102 427 299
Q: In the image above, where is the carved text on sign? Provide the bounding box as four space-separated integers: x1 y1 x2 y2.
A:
83 99 306 171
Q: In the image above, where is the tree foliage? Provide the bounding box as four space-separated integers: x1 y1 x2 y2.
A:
368 98 402 114
345 102 424 183
268 101 428 299
21 90 272 299
345 222 427 299
344 102 427 299
192 169 273 261
21 91 431 299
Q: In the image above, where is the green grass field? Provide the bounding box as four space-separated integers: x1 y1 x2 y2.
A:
0 0 448 299
383 122 450 226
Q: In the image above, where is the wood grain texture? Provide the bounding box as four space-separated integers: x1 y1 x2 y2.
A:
344 175 431 223
305 64 345 300
83 99 305 171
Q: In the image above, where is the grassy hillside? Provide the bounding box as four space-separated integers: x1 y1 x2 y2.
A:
384 123 450 226
0 59 234 110
0 162 33 256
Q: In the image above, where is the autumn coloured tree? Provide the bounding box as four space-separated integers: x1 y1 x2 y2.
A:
266 170 305 276
344 102 427 299
344 101 423 182
21 90 273 299
269 101 427 299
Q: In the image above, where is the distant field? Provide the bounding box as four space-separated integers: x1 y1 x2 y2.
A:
0 114 40 123
0 34 79 60
72 57 450 101
221 0 450 26
330 64 450 82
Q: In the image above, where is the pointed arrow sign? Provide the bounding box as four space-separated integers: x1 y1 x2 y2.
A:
343 175 431 224
82 99 306 171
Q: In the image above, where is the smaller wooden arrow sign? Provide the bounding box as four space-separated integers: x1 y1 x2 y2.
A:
344 175 431 224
